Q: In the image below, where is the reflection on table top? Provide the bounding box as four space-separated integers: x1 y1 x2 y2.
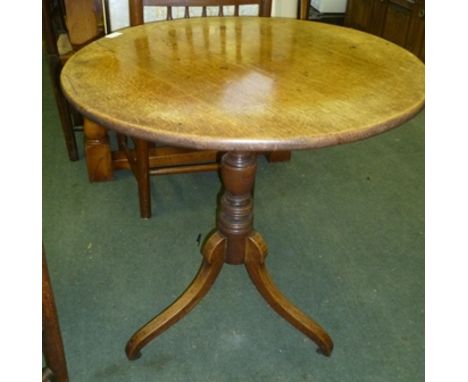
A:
61 17 425 151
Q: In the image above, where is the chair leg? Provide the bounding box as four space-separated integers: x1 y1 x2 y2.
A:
265 151 291 163
55 92 79 161
43 247 69 382
134 138 152 218
48 55 79 161
116 133 128 151
83 118 113 182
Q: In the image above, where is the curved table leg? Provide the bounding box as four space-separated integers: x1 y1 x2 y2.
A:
244 232 334 356
125 232 226 360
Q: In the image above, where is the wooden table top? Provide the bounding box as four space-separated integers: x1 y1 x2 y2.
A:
61 17 425 151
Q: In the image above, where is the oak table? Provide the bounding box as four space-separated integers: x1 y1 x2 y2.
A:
61 17 425 360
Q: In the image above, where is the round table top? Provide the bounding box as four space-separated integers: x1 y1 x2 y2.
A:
61 17 425 151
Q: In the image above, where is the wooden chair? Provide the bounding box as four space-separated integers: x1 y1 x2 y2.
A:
299 0 309 20
43 246 69 382
84 0 293 219
42 0 107 161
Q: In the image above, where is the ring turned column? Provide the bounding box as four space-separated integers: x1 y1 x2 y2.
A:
217 152 256 265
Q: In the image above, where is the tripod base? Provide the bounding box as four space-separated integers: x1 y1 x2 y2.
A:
126 152 333 360
125 231 333 360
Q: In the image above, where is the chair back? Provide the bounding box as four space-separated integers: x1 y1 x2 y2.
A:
43 0 106 57
129 0 273 26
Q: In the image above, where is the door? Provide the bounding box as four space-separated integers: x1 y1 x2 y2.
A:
344 0 374 31
381 0 414 47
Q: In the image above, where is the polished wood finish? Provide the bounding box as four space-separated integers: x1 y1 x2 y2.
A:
345 0 425 60
83 118 113 181
244 232 333 355
126 230 226 359
126 152 333 358
113 146 219 170
61 17 424 360
218 152 257 265
43 248 69 382
404 0 425 61
345 0 374 31
299 0 309 20
64 0 99 47
149 162 219 175
83 0 285 218
134 137 152 217
62 18 424 150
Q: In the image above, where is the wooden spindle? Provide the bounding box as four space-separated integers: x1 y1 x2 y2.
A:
129 0 144 25
217 152 257 265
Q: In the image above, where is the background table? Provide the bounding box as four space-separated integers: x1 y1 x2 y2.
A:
61 16 424 360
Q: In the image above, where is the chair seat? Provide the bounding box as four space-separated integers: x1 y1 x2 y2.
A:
56 33 73 57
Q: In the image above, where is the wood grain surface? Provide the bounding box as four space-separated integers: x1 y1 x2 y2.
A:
61 17 425 151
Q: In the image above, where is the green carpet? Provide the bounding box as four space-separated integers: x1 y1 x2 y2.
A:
43 56 424 381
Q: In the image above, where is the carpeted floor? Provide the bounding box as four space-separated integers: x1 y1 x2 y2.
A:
43 54 424 381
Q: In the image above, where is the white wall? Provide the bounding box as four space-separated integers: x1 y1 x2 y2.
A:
107 0 128 31
108 0 298 32
272 0 299 18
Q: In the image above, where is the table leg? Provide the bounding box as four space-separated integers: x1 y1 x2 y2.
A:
245 232 333 356
125 151 333 359
125 231 225 360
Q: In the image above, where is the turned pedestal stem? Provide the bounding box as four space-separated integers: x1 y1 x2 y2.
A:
217 152 257 264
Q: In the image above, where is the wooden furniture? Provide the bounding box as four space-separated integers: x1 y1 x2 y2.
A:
61 17 424 360
344 0 425 61
84 0 291 219
43 247 69 382
42 0 106 161
299 0 308 19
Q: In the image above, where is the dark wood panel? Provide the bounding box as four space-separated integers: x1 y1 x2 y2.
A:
406 0 425 58
344 0 374 30
368 0 386 35
382 0 412 47
345 0 424 61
